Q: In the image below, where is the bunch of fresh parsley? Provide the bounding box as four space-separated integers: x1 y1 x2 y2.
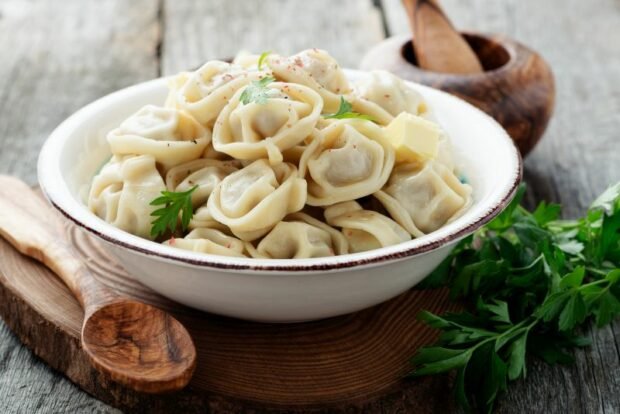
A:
411 182 620 413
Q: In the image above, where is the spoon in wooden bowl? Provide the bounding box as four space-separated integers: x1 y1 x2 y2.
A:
0 175 196 394
403 0 483 73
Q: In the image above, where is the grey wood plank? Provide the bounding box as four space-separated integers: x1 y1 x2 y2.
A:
161 0 385 75
0 323 119 414
380 0 516 37
0 0 159 412
381 0 620 413
0 0 160 185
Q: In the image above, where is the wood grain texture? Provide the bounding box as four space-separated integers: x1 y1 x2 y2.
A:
0 176 196 393
0 176 118 311
0 0 160 185
381 0 516 36
0 194 460 412
0 0 618 412
160 0 385 75
0 0 158 412
401 0 483 74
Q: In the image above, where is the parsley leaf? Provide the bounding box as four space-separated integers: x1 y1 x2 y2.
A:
323 97 376 121
590 182 620 215
149 185 198 238
257 50 271 70
411 182 620 413
533 201 561 226
239 76 276 105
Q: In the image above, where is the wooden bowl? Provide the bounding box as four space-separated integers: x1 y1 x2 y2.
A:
360 33 555 156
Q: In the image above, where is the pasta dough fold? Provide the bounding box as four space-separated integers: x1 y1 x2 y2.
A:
212 82 323 164
188 205 228 232
324 201 410 253
299 119 395 206
107 105 210 170
380 161 472 234
165 61 268 127
165 159 240 207
163 228 248 258
88 155 165 240
207 160 307 241
350 70 431 126
267 49 351 113
248 212 348 259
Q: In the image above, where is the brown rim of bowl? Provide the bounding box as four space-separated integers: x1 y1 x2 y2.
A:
43 153 522 272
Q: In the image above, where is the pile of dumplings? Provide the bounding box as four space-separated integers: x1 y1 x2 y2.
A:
88 49 472 259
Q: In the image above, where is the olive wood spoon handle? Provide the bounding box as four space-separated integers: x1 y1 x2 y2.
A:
402 0 483 74
0 176 196 393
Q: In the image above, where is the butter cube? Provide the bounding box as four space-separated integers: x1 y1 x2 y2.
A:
384 112 440 163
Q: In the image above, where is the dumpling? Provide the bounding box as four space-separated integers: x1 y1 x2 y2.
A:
206 159 307 241
202 142 233 160
281 133 317 164
212 81 323 165
247 212 348 259
231 51 268 71
163 228 248 258
165 158 240 207
267 49 351 113
350 70 431 125
434 132 456 172
188 205 228 232
377 161 472 235
281 144 309 164
107 105 210 170
299 119 395 206
88 155 165 240
165 60 268 127
324 201 410 253
372 191 425 238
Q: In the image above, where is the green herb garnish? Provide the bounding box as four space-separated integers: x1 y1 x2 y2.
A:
323 97 375 121
149 185 198 238
412 182 620 413
239 76 276 105
257 50 271 70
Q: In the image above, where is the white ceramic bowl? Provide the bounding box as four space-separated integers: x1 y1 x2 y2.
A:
38 70 521 322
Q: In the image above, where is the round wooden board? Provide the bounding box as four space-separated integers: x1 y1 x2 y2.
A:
0 190 459 413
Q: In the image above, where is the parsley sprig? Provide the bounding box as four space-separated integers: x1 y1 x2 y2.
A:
412 182 620 413
149 185 198 238
257 51 271 70
323 97 376 121
239 76 276 105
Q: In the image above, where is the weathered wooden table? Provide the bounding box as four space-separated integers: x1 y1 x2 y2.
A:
0 0 618 412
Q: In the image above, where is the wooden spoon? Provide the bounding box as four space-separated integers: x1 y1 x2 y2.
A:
0 176 196 393
402 0 483 73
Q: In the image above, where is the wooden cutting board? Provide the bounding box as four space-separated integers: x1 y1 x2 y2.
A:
0 190 459 413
